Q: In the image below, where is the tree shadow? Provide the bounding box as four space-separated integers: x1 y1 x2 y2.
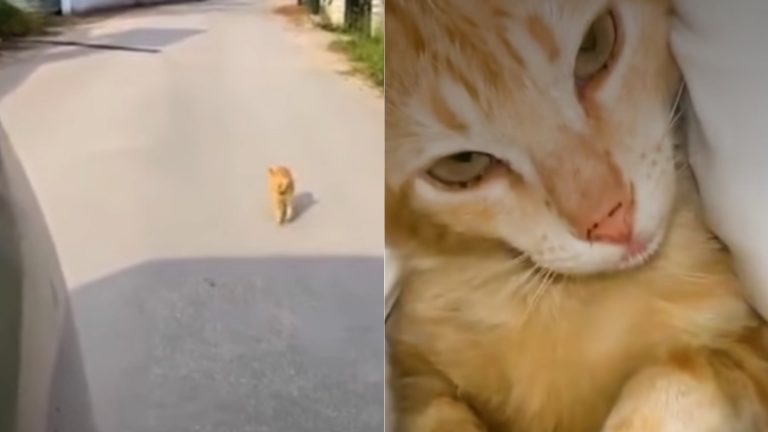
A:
0 22 205 101
69 0 253 17
0 0 284 102
24 26 206 51
70 255 384 432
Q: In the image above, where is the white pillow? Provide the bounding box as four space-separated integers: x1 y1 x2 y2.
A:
671 0 768 320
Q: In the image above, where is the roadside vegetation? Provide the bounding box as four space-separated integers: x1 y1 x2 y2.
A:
277 1 384 88
0 0 45 41
328 26 383 88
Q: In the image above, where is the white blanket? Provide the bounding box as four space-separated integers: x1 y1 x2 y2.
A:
672 0 768 320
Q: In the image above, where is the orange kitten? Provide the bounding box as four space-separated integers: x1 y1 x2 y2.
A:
268 165 295 225
385 1 768 431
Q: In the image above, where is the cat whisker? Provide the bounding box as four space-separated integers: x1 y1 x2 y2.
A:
517 265 541 291
542 269 558 295
525 265 549 294
523 265 564 314
675 158 690 174
520 266 547 314
506 253 531 267
655 107 685 152
650 104 688 175
504 263 536 300
668 82 687 123
657 85 686 148
529 268 550 307
668 108 685 132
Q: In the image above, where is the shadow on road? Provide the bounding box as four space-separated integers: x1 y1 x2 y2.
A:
0 24 205 101
71 255 384 432
292 191 317 221
0 0 293 102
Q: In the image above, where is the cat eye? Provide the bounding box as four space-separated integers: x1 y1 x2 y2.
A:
427 152 495 188
574 10 617 85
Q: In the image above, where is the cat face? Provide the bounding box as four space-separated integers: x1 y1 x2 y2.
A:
268 166 294 195
386 0 681 275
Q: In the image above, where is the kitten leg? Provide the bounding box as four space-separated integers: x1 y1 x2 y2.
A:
603 352 765 432
285 201 293 222
274 202 286 225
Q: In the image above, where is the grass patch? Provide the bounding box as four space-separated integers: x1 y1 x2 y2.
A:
0 0 45 40
329 28 383 88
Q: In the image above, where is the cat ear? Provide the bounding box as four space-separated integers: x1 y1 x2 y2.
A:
268 166 275 174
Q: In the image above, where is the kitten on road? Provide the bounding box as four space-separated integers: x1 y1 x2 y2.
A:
268 165 295 225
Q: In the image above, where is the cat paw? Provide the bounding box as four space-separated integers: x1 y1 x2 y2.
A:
399 398 488 432
274 209 287 225
603 364 735 432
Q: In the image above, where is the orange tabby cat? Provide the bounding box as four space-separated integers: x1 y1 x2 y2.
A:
385 1 768 431
268 165 294 225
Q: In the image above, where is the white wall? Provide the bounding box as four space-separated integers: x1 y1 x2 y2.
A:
371 0 382 34
65 0 181 15
320 0 345 28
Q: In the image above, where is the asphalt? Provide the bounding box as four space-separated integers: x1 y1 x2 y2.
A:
0 1 383 430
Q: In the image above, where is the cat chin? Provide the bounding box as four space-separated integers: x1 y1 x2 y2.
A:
616 229 666 271
526 229 666 276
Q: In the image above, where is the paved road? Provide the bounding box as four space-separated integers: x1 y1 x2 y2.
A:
0 1 383 431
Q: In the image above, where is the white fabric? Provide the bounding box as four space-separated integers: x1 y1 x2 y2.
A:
671 0 768 320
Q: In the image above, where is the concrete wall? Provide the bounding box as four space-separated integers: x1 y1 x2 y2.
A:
320 0 345 28
320 0 382 35
371 0 382 34
63 0 184 16
9 0 184 18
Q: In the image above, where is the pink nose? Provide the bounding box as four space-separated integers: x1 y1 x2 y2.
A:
580 199 634 244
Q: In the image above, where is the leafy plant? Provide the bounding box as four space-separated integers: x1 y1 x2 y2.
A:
0 0 44 40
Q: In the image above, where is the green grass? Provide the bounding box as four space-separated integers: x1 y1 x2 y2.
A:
329 28 383 88
0 0 45 40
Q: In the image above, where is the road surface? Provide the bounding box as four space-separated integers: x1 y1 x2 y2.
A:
0 1 384 431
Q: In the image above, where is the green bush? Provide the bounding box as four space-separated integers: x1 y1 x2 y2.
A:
0 0 44 39
331 29 383 88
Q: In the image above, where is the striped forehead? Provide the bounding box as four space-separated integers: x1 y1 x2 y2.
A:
411 1 612 89
491 0 611 72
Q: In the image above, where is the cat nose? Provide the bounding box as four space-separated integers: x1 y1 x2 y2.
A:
579 197 634 244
